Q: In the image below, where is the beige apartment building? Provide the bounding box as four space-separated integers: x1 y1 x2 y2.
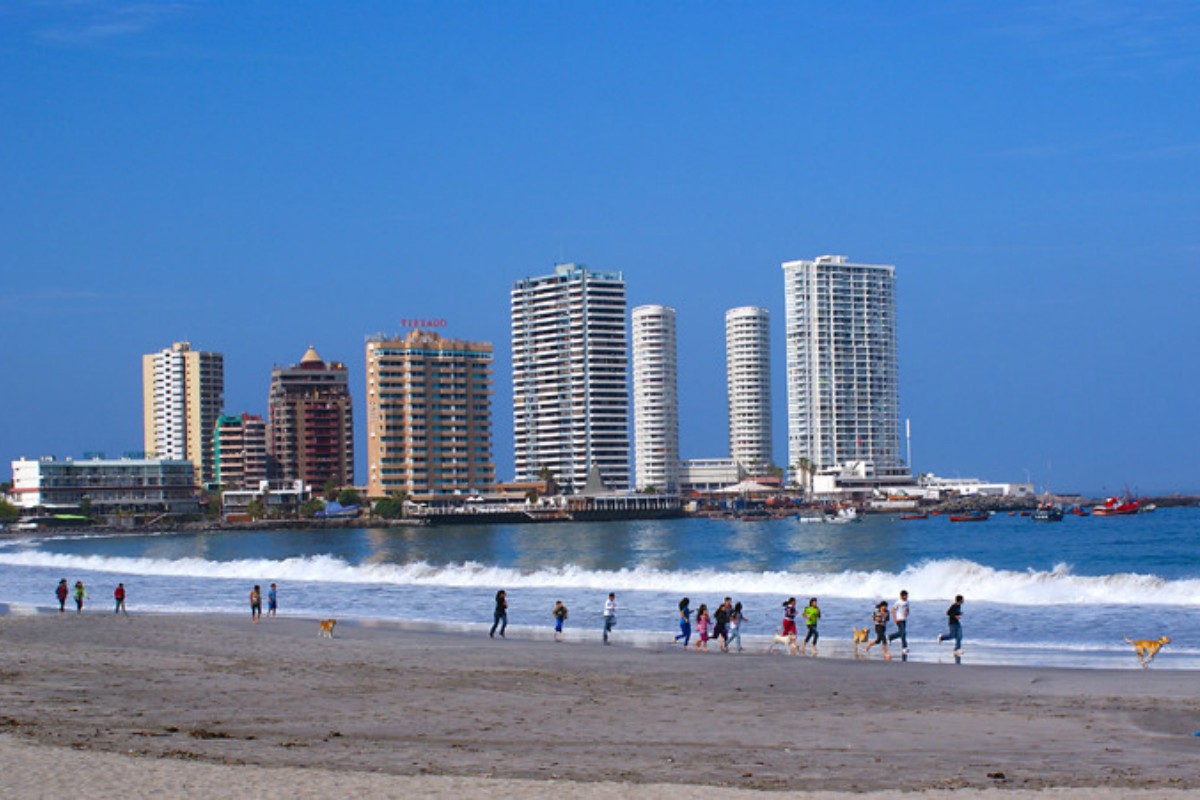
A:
142 341 225 486
365 330 494 498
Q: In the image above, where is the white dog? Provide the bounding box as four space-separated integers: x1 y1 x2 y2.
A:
767 631 799 655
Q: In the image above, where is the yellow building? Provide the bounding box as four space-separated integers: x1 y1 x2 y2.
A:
142 341 225 486
366 330 494 498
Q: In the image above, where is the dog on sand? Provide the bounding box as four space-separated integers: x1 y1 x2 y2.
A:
1125 635 1169 668
852 626 869 658
318 618 337 639
767 631 799 655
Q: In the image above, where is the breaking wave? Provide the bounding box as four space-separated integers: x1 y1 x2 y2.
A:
0 551 1197 606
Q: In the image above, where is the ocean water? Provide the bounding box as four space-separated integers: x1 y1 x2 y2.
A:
2 508 1198 669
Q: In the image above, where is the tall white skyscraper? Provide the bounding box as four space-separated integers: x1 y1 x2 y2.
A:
725 306 772 473
142 341 225 486
511 263 630 492
631 305 679 492
782 255 902 478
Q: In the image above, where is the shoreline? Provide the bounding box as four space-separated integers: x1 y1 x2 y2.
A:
0 611 1198 794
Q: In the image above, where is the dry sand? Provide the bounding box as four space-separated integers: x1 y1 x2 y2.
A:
1 610 1198 798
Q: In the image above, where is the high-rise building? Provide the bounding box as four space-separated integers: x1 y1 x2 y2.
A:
725 306 772 473
365 330 494 497
631 305 679 492
511 263 630 492
267 346 354 490
142 341 224 486
214 413 269 490
782 255 902 478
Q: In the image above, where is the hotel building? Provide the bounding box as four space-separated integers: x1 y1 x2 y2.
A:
214 413 269 490
631 305 679 492
782 255 903 478
365 330 494 498
11 456 200 516
142 341 224 486
511 263 630 492
267 346 354 490
725 306 772 474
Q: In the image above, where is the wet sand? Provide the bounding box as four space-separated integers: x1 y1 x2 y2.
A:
1 610 1198 797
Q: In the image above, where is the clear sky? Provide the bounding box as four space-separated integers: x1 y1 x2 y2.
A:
2 2 1198 495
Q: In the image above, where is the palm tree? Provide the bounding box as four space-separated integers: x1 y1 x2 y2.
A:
794 458 815 498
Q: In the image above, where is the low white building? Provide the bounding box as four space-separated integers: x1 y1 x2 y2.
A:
11 456 200 515
919 474 1034 499
678 458 741 494
222 480 309 519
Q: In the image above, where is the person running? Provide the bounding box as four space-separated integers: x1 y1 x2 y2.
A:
713 597 732 653
781 597 798 638
801 597 821 656
267 583 278 618
888 590 910 653
249 585 262 623
55 579 69 613
73 581 87 614
113 583 127 615
490 590 508 639
728 601 747 653
675 597 692 647
864 600 892 660
937 595 965 654
602 592 617 644
693 604 710 651
552 600 568 641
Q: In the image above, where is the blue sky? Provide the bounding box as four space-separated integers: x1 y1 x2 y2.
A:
2 1 1198 495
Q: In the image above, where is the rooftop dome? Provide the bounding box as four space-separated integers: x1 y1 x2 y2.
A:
300 345 324 366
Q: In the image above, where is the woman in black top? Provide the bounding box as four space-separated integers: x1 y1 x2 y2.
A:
490 589 508 638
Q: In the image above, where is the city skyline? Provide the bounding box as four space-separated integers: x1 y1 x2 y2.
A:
3 3 1199 494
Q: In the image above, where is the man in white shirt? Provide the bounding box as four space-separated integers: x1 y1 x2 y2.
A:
603 592 617 644
887 589 910 654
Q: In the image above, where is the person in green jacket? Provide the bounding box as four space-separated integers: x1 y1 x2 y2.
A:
801 597 821 656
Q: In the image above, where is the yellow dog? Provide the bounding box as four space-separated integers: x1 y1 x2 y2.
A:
1124 635 1169 668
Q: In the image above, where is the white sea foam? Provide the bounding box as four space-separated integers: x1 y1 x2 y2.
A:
1 551 1198 607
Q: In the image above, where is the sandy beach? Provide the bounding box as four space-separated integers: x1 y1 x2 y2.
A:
1 610 1198 798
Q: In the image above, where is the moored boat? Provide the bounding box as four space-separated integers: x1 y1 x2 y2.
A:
1032 506 1064 522
949 512 989 523
899 512 928 521
1092 496 1141 516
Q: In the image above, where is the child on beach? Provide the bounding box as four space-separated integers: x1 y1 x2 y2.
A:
781 597 798 637
55 579 68 613
801 597 820 656
937 595 965 654
250 585 262 623
553 600 568 641
603 593 617 645
73 581 87 614
728 602 746 653
675 598 692 647
267 583 278 618
865 600 892 660
694 604 710 651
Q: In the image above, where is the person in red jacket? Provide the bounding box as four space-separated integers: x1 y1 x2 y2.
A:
114 583 127 615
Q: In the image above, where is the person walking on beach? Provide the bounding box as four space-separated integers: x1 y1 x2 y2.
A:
490 590 508 639
553 600 568 641
780 597 798 638
250 585 262 623
937 595 965 654
714 597 732 653
602 592 617 645
675 598 692 647
801 597 821 656
113 583 127 615
864 600 892 660
888 590 910 654
72 581 87 614
728 601 747 653
693 604 710 651
267 583 278 618
55 579 69 613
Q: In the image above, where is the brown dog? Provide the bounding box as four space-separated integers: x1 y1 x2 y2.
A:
318 618 337 639
1125 635 1169 667
852 626 869 658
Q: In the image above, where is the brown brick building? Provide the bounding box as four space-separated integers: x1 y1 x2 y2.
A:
268 346 354 490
